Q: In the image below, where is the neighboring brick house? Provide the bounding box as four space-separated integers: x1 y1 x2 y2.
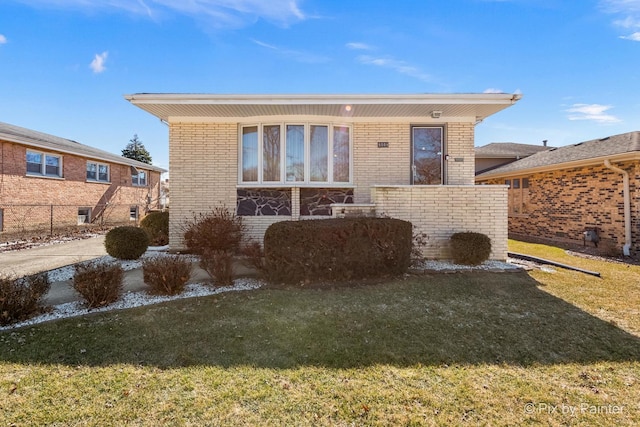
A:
475 142 551 174
476 131 640 256
0 121 166 237
126 93 522 260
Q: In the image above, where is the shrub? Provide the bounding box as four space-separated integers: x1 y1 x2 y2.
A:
73 261 124 309
450 232 492 265
105 226 149 260
264 217 413 285
182 207 244 286
142 255 192 296
0 273 51 326
140 211 169 246
240 240 266 274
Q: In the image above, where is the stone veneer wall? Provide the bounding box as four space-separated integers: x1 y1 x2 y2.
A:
481 161 640 254
372 185 508 260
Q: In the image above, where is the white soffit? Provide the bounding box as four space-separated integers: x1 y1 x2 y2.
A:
124 93 522 122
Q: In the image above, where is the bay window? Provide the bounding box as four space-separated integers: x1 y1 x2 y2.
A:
240 123 351 185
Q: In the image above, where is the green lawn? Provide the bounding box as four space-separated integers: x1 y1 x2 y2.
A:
1 241 639 425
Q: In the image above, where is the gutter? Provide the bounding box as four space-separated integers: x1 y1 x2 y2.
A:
603 159 632 256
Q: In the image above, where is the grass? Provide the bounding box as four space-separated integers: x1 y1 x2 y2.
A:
1 241 639 425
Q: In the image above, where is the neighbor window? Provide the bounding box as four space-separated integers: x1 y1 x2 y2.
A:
26 150 62 178
77 208 91 225
507 176 530 215
87 161 110 182
129 206 139 221
240 123 351 185
131 169 147 186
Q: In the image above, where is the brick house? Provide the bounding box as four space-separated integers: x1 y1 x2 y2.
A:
0 121 166 238
125 93 521 260
476 131 640 256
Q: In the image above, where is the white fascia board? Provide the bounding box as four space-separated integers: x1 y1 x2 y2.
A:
125 93 522 106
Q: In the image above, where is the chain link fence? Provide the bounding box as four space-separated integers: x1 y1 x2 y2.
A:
0 203 146 243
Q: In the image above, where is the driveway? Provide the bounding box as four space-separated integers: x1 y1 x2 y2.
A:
0 236 107 278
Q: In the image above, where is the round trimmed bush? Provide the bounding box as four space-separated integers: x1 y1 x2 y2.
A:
450 231 492 265
140 211 169 246
105 226 149 260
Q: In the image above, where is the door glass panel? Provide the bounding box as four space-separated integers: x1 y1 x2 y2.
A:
412 127 443 184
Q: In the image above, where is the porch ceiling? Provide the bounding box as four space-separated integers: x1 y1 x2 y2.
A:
124 93 522 122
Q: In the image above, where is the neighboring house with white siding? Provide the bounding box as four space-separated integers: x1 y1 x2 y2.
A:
126 93 521 260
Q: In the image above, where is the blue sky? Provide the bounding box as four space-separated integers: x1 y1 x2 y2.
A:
1 0 639 170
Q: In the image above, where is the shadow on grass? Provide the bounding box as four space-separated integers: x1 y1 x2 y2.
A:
1 271 639 368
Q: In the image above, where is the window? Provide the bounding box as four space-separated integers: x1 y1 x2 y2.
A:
87 161 110 182
240 123 351 185
77 208 91 225
26 150 62 178
129 206 139 221
507 176 530 215
132 168 147 186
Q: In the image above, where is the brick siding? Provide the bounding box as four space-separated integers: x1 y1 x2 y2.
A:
168 120 507 259
480 161 640 254
0 140 162 233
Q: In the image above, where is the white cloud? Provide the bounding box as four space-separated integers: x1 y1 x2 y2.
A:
0 34 6 44
346 42 373 50
14 0 307 28
565 103 622 124
252 39 330 64
601 0 640 41
483 88 504 94
621 31 640 40
357 55 434 83
89 51 108 73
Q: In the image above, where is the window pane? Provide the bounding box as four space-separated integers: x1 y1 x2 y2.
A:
286 125 304 182
505 179 511 188
87 163 97 180
26 152 42 174
522 178 529 188
140 171 147 186
333 126 350 182
412 127 442 185
310 125 328 182
45 155 60 176
98 165 109 181
242 126 258 182
513 178 520 189
263 125 281 181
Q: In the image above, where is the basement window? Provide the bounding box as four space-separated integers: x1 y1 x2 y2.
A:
130 206 139 221
78 208 91 225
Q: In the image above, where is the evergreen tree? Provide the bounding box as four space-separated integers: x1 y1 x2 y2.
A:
122 134 152 164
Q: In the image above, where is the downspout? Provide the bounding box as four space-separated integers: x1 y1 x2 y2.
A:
603 159 631 256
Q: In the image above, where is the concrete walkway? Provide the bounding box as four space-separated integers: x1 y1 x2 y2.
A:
0 236 251 306
0 236 108 278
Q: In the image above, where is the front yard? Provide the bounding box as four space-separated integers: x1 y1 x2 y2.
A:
1 241 639 425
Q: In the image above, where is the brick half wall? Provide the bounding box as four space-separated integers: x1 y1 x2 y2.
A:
371 185 508 260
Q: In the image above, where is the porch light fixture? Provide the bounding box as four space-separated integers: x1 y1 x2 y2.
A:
431 110 442 119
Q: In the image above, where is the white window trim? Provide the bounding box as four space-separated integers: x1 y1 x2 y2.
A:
238 122 353 186
26 150 63 178
132 169 148 186
86 161 110 183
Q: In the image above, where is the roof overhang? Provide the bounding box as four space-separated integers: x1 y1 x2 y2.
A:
476 151 640 180
124 93 522 123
